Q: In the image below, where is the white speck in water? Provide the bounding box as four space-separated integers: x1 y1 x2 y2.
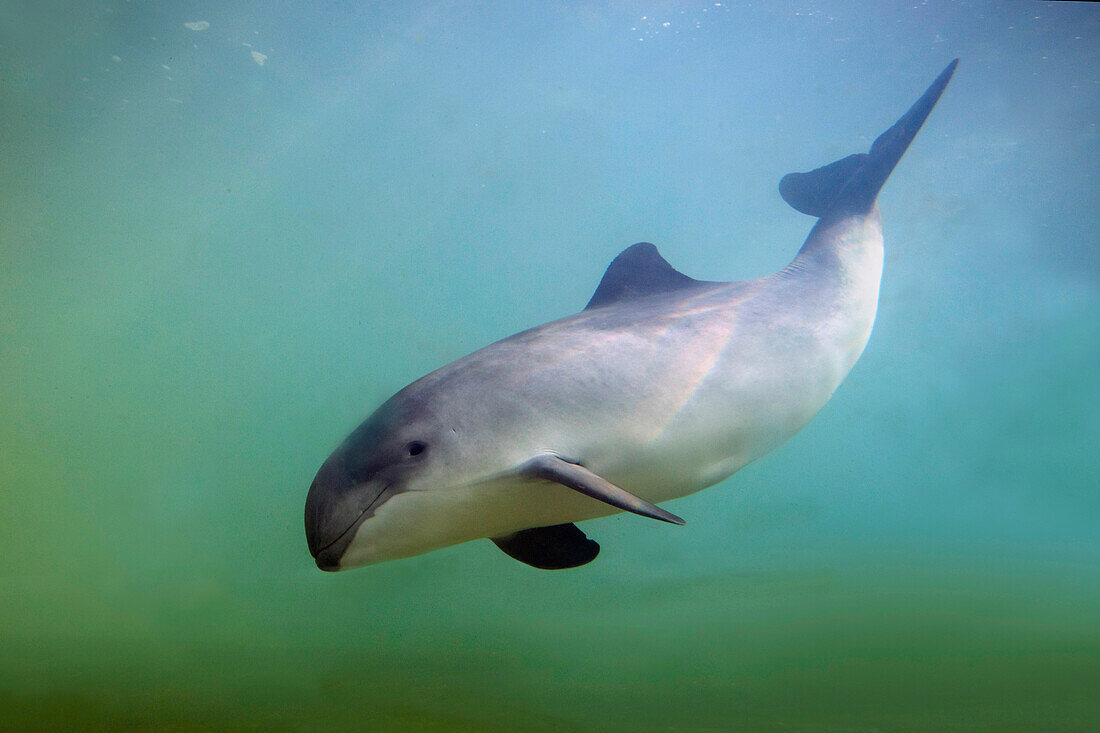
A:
183 21 210 31
251 50 267 66
111 55 121 62
162 64 171 71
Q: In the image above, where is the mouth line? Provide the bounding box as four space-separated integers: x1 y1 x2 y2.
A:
314 484 390 558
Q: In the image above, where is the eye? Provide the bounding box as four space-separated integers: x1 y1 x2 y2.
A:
405 441 427 459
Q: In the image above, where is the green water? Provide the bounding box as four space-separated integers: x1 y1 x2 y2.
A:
2 2 1097 730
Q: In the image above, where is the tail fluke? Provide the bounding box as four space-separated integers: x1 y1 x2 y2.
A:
780 59 958 218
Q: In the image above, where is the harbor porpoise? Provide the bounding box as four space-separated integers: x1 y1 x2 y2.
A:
305 60 958 571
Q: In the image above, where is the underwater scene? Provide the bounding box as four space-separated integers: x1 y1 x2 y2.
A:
1 1 1097 730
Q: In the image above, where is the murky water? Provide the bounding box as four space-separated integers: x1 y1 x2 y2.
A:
1 2 1097 730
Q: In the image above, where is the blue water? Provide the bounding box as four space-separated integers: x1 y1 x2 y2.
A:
1 2 1097 730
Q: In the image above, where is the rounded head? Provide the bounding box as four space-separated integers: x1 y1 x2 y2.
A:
304 391 452 570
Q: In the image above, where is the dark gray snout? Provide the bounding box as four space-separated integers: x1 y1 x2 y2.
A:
304 453 386 571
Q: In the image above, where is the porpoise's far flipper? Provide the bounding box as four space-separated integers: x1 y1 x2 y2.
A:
492 523 600 569
780 59 958 218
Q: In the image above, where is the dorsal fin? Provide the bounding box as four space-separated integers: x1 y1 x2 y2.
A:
585 242 700 310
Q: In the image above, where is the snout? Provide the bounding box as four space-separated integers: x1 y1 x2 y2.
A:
304 455 384 572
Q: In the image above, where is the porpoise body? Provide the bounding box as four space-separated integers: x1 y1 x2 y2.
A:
304 61 958 571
